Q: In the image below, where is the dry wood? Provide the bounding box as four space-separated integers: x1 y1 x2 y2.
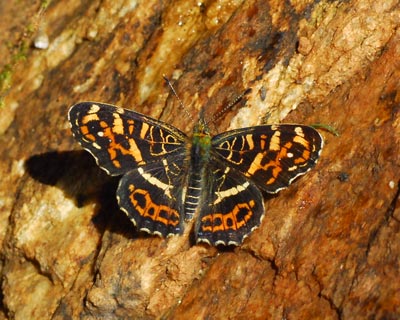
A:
0 0 399 319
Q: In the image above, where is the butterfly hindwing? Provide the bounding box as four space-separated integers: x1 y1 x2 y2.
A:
212 124 323 193
117 158 187 237
68 102 187 176
195 163 264 246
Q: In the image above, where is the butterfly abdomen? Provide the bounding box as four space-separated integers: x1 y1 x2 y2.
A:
184 170 203 220
184 123 212 220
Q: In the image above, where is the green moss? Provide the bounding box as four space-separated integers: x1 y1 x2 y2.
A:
0 64 13 92
311 123 340 136
41 0 50 10
0 2 51 105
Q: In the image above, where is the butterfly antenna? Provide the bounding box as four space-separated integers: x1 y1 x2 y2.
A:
163 75 193 122
210 88 252 125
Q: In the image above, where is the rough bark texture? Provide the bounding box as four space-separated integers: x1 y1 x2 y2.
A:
0 0 399 319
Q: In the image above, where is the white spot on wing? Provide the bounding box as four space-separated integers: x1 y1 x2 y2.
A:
89 104 100 113
294 126 304 137
92 142 101 149
138 167 172 198
213 181 250 205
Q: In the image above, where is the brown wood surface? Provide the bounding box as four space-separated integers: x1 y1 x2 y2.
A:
0 0 399 319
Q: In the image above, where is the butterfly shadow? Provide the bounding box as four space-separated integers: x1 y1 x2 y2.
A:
25 150 146 239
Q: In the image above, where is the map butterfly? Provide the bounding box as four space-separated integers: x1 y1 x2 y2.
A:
68 102 323 246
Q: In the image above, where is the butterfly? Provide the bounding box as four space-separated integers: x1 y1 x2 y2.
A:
68 102 323 246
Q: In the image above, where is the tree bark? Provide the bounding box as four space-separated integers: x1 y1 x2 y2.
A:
0 0 399 319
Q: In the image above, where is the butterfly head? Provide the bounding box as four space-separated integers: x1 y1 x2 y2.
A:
195 110 210 134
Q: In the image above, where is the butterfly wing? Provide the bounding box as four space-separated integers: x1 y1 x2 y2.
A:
195 164 264 246
68 102 187 176
69 102 189 236
212 124 323 193
194 124 322 245
117 158 187 237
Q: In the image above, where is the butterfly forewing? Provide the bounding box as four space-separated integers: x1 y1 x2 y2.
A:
212 124 323 193
68 102 188 176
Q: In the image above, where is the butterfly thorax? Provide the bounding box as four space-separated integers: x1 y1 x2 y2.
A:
183 120 212 221
191 120 212 158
